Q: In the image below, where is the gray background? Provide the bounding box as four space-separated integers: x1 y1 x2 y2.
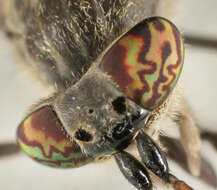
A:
0 0 217 190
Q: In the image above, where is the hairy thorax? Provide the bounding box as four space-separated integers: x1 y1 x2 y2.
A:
0 0 175 90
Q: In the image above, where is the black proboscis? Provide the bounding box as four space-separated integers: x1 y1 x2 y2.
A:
114 151 152 190
136 131 169 182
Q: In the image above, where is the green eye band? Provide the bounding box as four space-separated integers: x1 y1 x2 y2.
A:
100 17 184 110
17 106 93 168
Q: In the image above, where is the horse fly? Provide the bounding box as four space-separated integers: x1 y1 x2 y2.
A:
0 0 216 190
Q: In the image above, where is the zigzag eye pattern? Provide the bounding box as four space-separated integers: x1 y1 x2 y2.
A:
100 17 184 110
17 106 93 168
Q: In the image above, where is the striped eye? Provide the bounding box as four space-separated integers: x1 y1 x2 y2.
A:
17 106 93 168
100 17 184 110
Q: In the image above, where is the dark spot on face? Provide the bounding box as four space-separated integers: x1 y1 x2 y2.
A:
112 97 126 114
88 109 94 114
75 129 93 142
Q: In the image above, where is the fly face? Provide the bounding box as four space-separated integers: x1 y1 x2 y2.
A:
53 68 146 156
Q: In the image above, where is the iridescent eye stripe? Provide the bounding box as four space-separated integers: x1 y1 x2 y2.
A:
100 17 184 110
17 106 93 168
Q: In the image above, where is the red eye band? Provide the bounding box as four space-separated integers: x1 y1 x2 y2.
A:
100 17 184 110
17 106 93 168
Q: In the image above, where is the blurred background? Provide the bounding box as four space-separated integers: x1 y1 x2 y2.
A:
0 0 217 190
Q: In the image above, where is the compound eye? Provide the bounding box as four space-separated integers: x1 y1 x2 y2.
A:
100 17 184 110
17 106 93 168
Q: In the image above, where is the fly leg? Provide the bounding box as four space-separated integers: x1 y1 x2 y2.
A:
168 174 194 190
160 135 217 187
0 142 20 158
201 130 217 150
173 100 201 177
